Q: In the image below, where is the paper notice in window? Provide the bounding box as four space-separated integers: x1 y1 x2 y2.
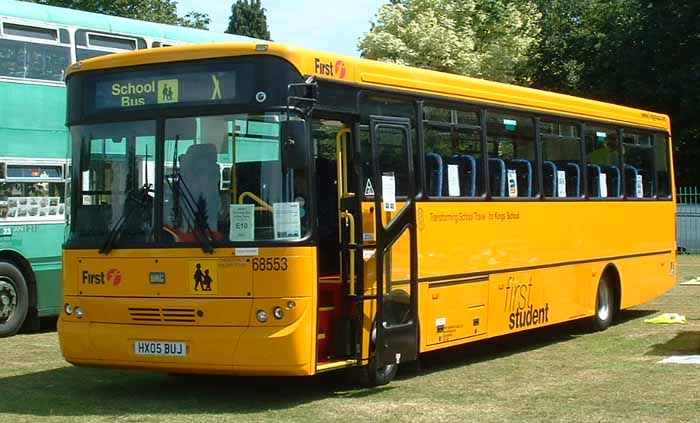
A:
557 170 567 197
229 204 254 241
447 164 460 197
507 169 518 198
273 202 301 240
599 173 608 197
381 173 396 212
636 174 643 198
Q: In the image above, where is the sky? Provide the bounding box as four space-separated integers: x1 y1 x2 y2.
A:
175 0 388 56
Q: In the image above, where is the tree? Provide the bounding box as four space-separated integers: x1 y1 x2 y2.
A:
525 0 700 186
225 0 270 40
177 11 211 30
357 0 541 83
24 0 209 29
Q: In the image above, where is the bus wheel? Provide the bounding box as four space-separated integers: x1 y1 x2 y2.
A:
590 275 614 331
363 322 398 386
0 261 29 338
367 356 398 386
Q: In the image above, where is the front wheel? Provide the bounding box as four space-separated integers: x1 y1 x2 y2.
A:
367 356 398 386
589 275 614 331
0 261 29 337
362 322 398 386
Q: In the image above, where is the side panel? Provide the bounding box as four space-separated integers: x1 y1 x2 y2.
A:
0 82 68 159
0 222 64 314
416 200 676 353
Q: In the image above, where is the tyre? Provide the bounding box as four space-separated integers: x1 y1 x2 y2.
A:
367 356 398 386
362 320 398 387
0 261 29 338
589 274 614 332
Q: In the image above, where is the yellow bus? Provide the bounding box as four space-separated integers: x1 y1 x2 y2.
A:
58 42 677 385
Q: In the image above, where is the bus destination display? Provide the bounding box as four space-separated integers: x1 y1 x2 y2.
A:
94 70 237 110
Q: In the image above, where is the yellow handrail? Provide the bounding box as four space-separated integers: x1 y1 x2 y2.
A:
340 211 356 295
335 128 351 205
238 191 273 212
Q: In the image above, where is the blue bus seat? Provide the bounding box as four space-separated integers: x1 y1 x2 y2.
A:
600 165 621 197
507 159 533 197
445 154 477 197
555 161 581 197
488 158 506 197
543 160 557 197
624 164 639 197
587 164 601 197
425 152 444 196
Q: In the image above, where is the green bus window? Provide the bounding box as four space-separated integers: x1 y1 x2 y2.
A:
423 105 483 197
486 111 537 198
654 134 672 199
0 38 70 81
623 131 655 198
585 125 621 198
540 120 583 198
3 23 58 41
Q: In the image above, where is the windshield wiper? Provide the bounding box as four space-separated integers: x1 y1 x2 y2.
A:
166 172 216 254
99 184 153 255
167 136 215 254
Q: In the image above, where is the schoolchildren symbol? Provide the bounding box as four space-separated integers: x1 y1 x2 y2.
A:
188 261 218 295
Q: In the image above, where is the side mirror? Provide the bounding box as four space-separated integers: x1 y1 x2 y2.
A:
280 120 308 171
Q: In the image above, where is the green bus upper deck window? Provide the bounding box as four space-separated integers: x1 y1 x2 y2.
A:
0 38 69 81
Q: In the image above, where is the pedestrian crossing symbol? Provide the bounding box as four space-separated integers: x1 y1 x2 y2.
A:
157 79 179 104
364 179 375 196
188 260 218 295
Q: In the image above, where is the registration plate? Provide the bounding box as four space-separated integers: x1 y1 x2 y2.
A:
134 340 187 357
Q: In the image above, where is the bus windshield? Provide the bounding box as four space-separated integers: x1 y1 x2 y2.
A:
69 112 309 248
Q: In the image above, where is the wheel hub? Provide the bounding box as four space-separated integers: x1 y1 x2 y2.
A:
0 279 17 322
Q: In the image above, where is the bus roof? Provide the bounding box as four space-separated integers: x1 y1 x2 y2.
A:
66 42 671 131
1 0 256 44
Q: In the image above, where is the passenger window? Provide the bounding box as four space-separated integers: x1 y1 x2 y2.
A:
486 112 537 198
585 126 621 198
423 105 483 197
75 30 143 61
0 22 70 81
623 131 655 198
540 120 583 198
654 134 672 199
360 97 417 198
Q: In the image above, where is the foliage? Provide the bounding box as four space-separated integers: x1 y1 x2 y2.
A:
225 0 270 40
525 0 700 186
24 0 209 29
177 11 211 30
357 0 541 83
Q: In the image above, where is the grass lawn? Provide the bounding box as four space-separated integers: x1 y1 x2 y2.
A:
1 256 699 422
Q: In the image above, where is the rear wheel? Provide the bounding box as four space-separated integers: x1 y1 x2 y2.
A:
0 261 29 337
590 275 614 331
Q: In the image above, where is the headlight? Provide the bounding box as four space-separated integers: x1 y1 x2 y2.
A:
273 307 284 320
256 310 268 323
286 300 296 310
64 303 72 315
75 307 84 319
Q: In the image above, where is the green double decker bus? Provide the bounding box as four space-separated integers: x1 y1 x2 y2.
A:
0 0 253 337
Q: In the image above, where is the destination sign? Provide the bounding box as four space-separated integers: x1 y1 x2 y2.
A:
94 70 238 110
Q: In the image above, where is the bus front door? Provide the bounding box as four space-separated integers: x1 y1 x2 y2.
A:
367 116 418 371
